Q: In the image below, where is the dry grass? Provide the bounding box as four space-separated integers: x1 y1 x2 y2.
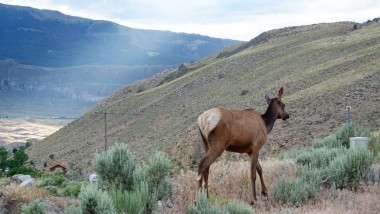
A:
167 159 297 213
165 159 380 214
293 186 380 214
1 182 70 213
2 183 49 203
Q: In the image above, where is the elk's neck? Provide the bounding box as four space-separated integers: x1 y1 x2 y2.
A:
261 105 277 134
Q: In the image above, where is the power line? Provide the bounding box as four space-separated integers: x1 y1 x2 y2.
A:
93 111 118 152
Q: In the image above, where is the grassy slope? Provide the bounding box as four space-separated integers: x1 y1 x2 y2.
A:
27 21 380 172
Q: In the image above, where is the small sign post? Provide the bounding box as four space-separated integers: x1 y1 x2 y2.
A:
346 106 351 125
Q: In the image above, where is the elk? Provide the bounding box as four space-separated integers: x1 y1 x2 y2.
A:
197 87 289 203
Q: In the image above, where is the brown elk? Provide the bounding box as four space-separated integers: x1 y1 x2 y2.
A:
197 87 289 203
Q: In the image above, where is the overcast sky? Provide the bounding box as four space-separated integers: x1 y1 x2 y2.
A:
1 0 379 40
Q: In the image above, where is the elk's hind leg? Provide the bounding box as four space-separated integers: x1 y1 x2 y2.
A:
198 129 209 193
198 146 224 197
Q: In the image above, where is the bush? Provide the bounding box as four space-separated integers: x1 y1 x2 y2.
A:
37 174 68 189
62 182 82 197
93 144 173 213
336 124 355 148
187 190 222 214
21 199 46 214
368 132 380 158
44 186 59 196
272 178 317 205
313 124 371 149
136 151 172 200
326 148 373 190
94 143 135 191
131 151 172 211
64 201 81 214
224 200 253 214
109 182 151 214
7 166 41 177
295 147 343 168
187 191 254 214
36 172 77 197
78 184 115 214
275 125 375 206
312 134 340 148
64 206 81 214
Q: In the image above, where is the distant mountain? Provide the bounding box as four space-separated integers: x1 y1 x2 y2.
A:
0 3 240 117
0 3 238 67
28 20 380 172
0 60 171 117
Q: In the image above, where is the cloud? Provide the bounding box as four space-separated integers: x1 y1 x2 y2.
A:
1 0 379 40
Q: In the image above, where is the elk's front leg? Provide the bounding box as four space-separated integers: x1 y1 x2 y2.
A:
250 152 259 204
257 162 267 196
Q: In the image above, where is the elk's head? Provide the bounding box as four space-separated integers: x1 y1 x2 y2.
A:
265 87 290 121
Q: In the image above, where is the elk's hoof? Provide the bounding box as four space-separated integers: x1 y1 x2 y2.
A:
261 191 268 197
250 199 257 206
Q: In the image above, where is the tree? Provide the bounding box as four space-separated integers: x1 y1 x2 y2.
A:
14 148 28 167
0 146 8 171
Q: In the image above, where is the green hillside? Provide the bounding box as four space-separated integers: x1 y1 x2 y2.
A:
27 21 380 173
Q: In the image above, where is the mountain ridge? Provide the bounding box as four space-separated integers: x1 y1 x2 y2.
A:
0 3 239 118
0 3 239 67
27 20 380 173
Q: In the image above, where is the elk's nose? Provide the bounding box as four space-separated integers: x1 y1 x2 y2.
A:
284 113 290 120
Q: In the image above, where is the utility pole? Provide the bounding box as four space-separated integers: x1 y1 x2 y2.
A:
94 111 118 152
104 112 108 152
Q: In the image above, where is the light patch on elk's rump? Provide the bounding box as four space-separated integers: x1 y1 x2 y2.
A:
198 108 221 140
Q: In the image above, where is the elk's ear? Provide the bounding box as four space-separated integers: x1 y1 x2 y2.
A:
278 87 284 100
265 94 271 105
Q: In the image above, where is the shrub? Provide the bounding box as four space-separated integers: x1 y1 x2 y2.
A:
44 186 59 196
336 124 354 148
137 151 172 199
187 191 254 214
329 181 338 199
278 147 312 160
224 200 253 214
312 134 339 148
7 166 41 177
187 190 222 214
109 182 151 214
326 148 373 190
21 199 46 214
93 144 173 213
132 151 172 211
94 143 135 191
295 147 343 168
272 178 317 205
313 124 371 149
368 132 380 158
37 174 68 189
64 203 82 214
52 168 65 176
78 184 115 214
62 182 82 197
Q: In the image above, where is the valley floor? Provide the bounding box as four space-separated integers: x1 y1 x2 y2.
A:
0 118 70 147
